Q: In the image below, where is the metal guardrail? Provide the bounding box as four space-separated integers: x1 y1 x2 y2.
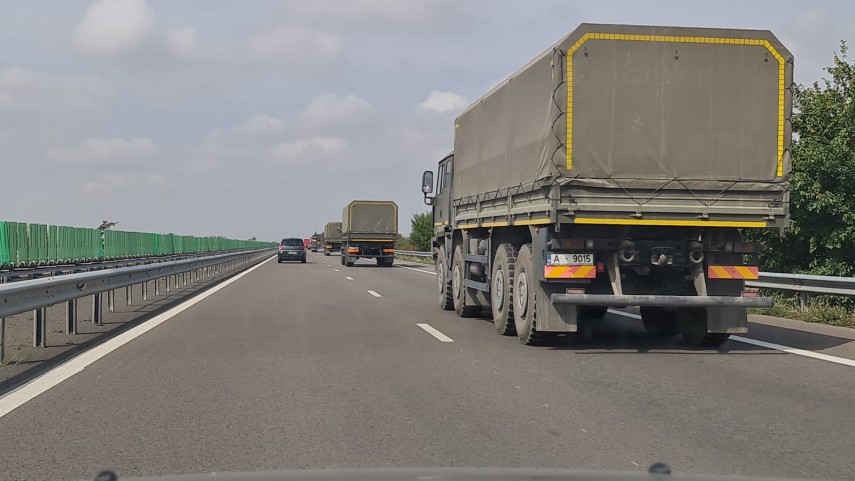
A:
394 250 855 310
747 272 855 311
0 248 274 361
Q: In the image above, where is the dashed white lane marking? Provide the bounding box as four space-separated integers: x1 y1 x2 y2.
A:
0 255 276 419
367 290 382 298
417 323 454 342
396 265 437 275
607 309 855 368
334 269 340 272
345 276 354 281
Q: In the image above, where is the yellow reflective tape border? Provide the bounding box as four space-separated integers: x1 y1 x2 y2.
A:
513 219 551 226
434 222 447 227
572 218 768 228
481 221 510 227
566 33 786 177
457 223 479 229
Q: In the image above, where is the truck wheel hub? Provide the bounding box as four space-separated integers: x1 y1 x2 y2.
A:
494 270 505 309
516 272 528 314
453 263 461 298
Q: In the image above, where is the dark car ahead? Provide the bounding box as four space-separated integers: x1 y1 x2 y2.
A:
278 238 307 263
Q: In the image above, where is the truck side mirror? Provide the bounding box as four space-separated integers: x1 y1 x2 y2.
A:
424 197 433 206
422 171 434 194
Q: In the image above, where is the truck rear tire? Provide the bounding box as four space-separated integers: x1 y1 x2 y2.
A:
640 307 680 337
491 243 517 336
437 245 453 310
452 245 480 318
679 308 730 347
513 244 550 346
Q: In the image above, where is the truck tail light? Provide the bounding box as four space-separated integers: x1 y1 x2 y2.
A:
563 238 585 250
382 248 395 253
742 289 760 298
734 242 758 253
596 262 605 273
348 247 360 254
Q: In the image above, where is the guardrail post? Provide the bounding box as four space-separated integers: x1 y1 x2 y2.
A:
33 307 46 347
142 281 148 301
66 299 77 335
126 285 133 306
92 292 103 325
799 292 808 313
166 275 172 292
0 318 5 362
108 289 115 313
182 272 187 287
155 278 161 296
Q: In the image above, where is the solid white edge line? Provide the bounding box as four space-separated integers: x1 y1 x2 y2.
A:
345 276 354 281
367 290 382 298
396 265 436 275
0 255 276 419
417 323 454 342
607 308 855 368
730 336 855 368
608 308 640 320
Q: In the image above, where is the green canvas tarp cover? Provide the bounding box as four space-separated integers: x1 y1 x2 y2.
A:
342 201 398 235
452 23 792 202
324 222 342 241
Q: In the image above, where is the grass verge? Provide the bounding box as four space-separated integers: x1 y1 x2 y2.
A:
750 293 855 328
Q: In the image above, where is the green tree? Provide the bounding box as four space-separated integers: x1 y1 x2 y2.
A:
408 212 433 252
759 41 855 275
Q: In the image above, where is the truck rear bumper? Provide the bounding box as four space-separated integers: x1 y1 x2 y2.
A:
550 294 772 308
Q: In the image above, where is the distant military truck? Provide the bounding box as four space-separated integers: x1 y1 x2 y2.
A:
309 233 322 252
323 222 342 256
340 201 398 267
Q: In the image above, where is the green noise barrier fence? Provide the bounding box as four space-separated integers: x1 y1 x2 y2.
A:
0 221 275 268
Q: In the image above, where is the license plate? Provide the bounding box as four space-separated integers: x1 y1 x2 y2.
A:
546 253 593 266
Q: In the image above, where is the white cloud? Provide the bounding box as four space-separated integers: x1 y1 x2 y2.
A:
46 137 158 164
79 172 171 195
166 27 196 57
418 90 468 113
247 27 341 62
269 137 349 164
234 115 289 137
298 93 375 129
73 0 155 57
0 67 113 141
285 0 469 31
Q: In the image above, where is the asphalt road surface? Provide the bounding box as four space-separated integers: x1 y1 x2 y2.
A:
1 252 854 481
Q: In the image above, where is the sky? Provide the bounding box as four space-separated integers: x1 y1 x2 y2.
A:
0 0 851 240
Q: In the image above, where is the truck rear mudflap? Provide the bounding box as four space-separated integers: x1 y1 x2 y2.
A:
550 294 773 308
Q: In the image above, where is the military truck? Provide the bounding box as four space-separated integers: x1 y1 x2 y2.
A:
323 222 342 256
341 201 398 267
420 24 791 346
309 232 322 252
